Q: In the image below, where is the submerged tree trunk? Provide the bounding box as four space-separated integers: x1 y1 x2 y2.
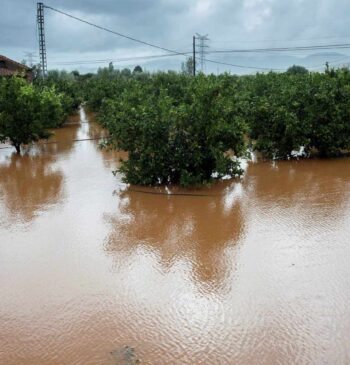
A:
14 144 21 154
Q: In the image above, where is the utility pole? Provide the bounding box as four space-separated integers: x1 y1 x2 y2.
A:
23 51 36 67
193 35 196 76
195 33 209 73
37 2 47 78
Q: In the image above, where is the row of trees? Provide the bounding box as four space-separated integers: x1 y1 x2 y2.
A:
2 65 350 185
82 67 350 186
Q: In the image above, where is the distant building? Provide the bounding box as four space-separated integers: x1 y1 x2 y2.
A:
0 55 33 82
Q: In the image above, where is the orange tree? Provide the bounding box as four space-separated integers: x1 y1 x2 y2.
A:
99 74 247 186
0 77 65 153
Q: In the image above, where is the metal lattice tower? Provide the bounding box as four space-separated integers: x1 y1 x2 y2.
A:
195 33 209 72
37 2 47 78
23 52 36 67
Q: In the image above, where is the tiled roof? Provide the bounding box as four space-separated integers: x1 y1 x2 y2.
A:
0 55 31 70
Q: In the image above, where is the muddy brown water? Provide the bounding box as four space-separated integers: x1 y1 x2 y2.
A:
1 108 350 365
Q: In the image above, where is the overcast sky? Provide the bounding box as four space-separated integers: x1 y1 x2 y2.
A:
2 0 350 74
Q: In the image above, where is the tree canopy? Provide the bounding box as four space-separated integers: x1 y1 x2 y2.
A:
133 65 143 73
0 77 68 153
286 65 309 75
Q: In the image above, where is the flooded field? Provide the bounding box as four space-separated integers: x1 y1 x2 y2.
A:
1 108 350 364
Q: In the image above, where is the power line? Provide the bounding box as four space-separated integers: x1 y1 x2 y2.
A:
50 54 350 72
309 56 350 69
50 53 184 66
47 56 350 73
51 56 285 71
43 5 189 58
41 4 350 73
41 6 277 71
204 58 285 71
210 35 350 44
208 43 350 54
204 55 350 72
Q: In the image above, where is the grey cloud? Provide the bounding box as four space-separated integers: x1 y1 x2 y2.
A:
1 0 350 74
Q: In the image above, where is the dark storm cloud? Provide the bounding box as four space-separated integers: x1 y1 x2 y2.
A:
1 0 350 73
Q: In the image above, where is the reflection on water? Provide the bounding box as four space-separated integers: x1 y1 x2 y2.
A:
1 109 350 365
0 153 63 224
105 184 245 294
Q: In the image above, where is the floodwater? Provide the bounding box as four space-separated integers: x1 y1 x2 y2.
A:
1 108 350 365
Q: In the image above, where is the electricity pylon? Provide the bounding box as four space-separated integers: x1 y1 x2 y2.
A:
195 33 209 72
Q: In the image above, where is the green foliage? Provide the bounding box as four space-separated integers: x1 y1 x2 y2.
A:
286 65 309 75
0 77 48 153
99 74 247 186
246 69 350 158
6 62 348 184
85 66 350 185
246 73 312 158
39 86 66 128
307 70 350 156
133 65 143 73
83 67 135 110
0 77 67 153
34 70 83 114
181 57 195 76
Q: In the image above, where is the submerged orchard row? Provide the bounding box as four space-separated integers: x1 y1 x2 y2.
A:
84 68 350 186
1 68 350 185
